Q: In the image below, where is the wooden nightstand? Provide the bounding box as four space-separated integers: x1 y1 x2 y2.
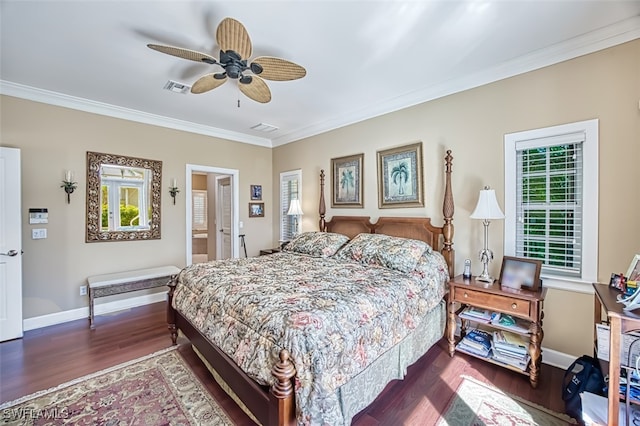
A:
447 274 547 388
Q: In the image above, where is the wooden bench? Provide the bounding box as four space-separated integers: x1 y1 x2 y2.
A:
87 266 180 329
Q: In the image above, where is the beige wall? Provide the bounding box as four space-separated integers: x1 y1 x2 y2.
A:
273 39 640 357
1 96 273 318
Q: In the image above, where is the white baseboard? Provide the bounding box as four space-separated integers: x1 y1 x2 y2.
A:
541 346 575 370
23 292 167 331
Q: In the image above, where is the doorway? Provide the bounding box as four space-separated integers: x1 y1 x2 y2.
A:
185 165 239 266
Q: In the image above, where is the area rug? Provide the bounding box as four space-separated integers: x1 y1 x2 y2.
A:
0 346 233 425
438 376 577 426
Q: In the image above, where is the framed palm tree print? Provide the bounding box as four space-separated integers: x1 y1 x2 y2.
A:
377 142 424 208
331 153 364 208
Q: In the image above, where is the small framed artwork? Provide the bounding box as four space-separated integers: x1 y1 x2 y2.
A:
610 273 626 292
250 184 262 201
499 256 542 291
626 254 640 281
331 153 363 208
377 142 424 208
248 202 264 218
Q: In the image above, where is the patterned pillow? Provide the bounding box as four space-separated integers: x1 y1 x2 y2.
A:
335 233 430 273
283 232 350 258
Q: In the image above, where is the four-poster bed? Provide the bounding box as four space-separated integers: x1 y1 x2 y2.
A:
167 150 455 425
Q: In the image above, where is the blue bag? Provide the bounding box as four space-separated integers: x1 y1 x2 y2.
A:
562 355 605 419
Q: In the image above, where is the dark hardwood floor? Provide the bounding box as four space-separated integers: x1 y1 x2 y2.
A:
0 302 569 425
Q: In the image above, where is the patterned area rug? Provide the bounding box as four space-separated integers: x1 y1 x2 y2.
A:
438 376 576 426
0 346 233 425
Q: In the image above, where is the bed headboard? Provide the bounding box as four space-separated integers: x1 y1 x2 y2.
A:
318 150 455 276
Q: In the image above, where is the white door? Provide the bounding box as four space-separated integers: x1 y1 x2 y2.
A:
216 177 232 260
0 147 23 341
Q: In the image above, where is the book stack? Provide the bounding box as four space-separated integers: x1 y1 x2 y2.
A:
492 330 530 371
459 307 491 324
456 328 492 358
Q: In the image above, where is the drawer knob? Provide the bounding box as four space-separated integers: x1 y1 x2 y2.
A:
464 292 468 298
511 303 517 309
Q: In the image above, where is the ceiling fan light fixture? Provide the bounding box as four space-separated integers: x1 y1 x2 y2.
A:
148 17 306 104
250 62 263 74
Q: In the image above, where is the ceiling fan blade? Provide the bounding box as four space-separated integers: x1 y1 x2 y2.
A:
216 17 252 60
191 73 227 94
251 56 306 81
147 44 217 64
239 75 271 103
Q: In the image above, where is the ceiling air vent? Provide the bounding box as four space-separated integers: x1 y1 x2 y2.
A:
251 123 279 133
163 80 191 94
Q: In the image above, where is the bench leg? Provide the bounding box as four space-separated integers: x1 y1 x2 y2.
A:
89 290 95 330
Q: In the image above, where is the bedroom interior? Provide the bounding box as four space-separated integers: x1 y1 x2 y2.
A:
1 1 639 424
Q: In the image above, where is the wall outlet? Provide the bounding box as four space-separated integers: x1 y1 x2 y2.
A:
79 285 87 296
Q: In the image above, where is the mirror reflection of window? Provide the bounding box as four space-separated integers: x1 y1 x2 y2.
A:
99 164 151 231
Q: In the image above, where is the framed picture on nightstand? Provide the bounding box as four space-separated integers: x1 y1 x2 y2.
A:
499 256 542 291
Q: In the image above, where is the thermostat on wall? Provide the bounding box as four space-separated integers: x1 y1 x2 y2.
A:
29 208 48 224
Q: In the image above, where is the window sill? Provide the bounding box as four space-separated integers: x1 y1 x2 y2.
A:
540 274 595 294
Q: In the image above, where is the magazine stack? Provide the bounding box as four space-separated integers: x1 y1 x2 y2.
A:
492 330 530 371
458 307 491 324
456 328 492 359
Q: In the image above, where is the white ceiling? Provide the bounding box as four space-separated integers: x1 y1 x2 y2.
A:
1 1 639 148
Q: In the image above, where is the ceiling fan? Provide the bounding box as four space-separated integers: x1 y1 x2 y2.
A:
147 17 306 104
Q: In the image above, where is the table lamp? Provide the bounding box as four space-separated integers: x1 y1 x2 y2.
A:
470 186 504 282
287 198 304 236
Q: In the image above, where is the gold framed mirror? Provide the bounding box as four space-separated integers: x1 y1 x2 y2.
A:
86 151 162 242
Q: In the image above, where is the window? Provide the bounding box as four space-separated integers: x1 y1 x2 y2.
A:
280 169 302 242
192 190 207 231
504 119 598 291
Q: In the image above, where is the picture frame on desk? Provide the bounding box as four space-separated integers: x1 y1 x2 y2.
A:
499 256 542 291
626 254 640 281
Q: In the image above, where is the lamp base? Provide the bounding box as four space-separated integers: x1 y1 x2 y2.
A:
476 273 494 283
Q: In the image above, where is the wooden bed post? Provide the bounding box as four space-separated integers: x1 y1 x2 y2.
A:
319 169 326 232
442 150 455 277
270 349 297 426
167 279 178 345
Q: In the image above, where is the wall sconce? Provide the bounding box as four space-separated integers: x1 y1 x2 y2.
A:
60 170 77 204
169 178 179 205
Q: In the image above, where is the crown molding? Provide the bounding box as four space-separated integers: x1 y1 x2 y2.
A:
271 16 640 146
0 81 272 148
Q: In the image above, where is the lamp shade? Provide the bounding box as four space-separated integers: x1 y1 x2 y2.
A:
470 188 504 220
287 199 304 216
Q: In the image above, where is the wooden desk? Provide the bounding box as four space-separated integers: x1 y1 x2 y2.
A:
593 283 640 425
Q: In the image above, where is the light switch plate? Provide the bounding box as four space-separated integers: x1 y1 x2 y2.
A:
32 228 47 239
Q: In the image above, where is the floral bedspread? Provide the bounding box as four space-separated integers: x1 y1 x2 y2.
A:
172 250 448 425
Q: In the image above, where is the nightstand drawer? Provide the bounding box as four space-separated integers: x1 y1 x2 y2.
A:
454 287 531 317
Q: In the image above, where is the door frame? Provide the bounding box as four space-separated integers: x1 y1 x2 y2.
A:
185 164 239 265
